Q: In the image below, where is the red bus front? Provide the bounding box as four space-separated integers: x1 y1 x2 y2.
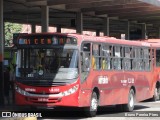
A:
14 34 81 107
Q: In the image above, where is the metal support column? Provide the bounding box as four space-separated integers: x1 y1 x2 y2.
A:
96 30 100 36
76 12 83 34
142 23 147 39
158 27 160 38
41 6 49 32
125 21 130 40
0 0 4 106
103 17 109 36
57 25 61 33
31 24 36 33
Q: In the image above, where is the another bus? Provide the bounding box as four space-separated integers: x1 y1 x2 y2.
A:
140 39 160 101
13 33 160 117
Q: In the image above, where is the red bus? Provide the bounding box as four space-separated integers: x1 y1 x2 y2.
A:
150 42 160 101
140 39 160 101
13 33 160 117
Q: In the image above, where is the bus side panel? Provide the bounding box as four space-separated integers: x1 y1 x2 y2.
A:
78 87 92 107
144 72 156 100
78 73 95 107
99 88 113 106
78 69 157 107
146 67 160 98
134 72 152 102
79 71 130 107
78 71 114 107
108 72 126 105
92 71 114 106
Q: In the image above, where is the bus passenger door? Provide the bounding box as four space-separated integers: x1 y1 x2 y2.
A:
79 42 92 106
80 43 91 82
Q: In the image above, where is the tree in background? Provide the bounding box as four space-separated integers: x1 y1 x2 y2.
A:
5 22 22 46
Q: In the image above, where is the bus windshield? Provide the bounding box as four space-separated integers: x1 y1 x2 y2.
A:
16 48 79 82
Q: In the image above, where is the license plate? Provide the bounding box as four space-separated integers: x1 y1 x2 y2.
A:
38 98 49 102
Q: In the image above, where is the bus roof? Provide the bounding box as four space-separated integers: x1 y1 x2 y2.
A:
16 33 152 48
139 39 160 48
65 33 151 47
140 39 160 43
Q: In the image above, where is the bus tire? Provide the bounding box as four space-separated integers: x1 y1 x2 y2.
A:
123 89 135 112
152 87 160 101
84 91 98 117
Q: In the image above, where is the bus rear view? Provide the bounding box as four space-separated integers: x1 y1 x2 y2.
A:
14 33 80 108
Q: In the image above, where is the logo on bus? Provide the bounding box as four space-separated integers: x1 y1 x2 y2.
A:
98 76 109 84
49 88 60 92
141 42 150 47
121 78 134 86
25 88 36 92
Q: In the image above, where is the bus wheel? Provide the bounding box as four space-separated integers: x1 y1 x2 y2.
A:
152 87 160 101
123 89 135 112
85 92 98 117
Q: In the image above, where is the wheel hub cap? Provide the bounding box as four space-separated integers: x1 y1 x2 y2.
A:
129 94 134 107
91 98 97 110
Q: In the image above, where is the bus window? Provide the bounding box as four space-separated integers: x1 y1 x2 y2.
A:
92 44 101 70
156 50 160 67
144 49 149 59
81 42 91 82
144 59 150 70
140 59 144 71
124 47 131 70
143 48 150 71
101 45 111 70
135 48 141 58
151 49 155 68
83 43 90 52
132 48 138 70
16 48 78 79
82 52 90 72
133 48 141 70
113 46 121 70
139 49 144 70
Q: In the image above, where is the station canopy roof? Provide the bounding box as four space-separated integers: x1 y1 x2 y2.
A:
4 0 160 33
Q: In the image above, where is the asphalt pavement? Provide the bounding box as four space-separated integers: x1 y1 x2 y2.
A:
0 100 160 120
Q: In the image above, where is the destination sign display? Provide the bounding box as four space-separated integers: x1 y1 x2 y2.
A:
14 35 77 45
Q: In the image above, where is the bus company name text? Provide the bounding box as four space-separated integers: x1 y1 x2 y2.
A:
1 112 42 118
125 112 159 117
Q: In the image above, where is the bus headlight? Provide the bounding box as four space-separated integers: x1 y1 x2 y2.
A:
62 85 79 96
15 85 28 96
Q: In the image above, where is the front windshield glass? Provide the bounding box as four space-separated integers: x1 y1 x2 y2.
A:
16 48 78 81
